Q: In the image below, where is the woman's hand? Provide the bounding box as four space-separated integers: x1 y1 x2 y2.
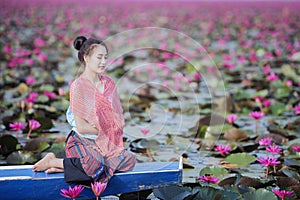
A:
74 115 98 134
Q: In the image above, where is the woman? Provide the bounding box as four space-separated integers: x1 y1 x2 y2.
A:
32 36 136 184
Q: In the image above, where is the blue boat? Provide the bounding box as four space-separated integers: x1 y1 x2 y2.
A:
0 158 182 200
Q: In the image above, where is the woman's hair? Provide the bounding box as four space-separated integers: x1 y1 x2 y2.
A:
73 36 108 64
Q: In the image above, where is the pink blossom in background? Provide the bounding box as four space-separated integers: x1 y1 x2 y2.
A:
33 48 41 55
34 37 46 48
292 146 300 153
3 44 12 54
198 175 219 184
60 185 84 199
26 76 36 85
43 91 56 99
262 65 271 74
263 99 271 107
248 111 265 120
224 62 235 70
273 189 294 200
258 138 272 146
26 59 34 66
266 144 281 155
275 49 282 57
237 56 247 63
293 105 300 115
226 114 237 125
264 52 273 59
285 80 293 87
9 122 26 131
140 128 150 135
58 88 64 96
193 73 202 81
38 53 47 62
266 72 279 81
28 119 41 131
214 145 231 155
25 92 38 103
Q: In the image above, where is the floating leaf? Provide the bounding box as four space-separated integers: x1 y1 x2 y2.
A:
235 90 251 101
224 153 256 167
243 188 277 200
200 166 228 177
284 158 300 167
274 86 291 99
36 141 50 152
0 135 19 156
252 89 268 98
153 185 192 200
193 186 223 200
281 168 300 180
270 102 286 116
6 151 37 164
40 84 54 92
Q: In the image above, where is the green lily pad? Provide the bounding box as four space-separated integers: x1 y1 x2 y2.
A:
0 135 19 156
284 158 300 167
281 167 300 180
270 102 286 116
200 166 228 177
234 90 251 101
6 151 37 164
243 188 277 200
224 153 256 167
40 84 54 92
252 89 268 98
193 186 223 200
274 86 291 99
36 141 50 152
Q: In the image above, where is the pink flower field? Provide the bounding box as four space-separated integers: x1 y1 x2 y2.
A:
1 0 300 199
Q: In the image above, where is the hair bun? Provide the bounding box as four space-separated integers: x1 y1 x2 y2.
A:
73 36 87 51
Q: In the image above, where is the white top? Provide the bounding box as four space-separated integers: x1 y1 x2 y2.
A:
66 106 97 140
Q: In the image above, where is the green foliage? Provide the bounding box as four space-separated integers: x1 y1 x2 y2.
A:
243 188 277 200
270 102 286 116
6 151 37 164
199 166 228 177
224 153 256 167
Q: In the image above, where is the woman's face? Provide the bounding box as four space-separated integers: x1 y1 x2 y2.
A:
85 45 108 74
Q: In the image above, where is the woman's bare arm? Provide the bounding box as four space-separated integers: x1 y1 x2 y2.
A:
74 115 98 134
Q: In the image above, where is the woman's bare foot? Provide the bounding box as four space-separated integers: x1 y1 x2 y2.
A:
45 167 64 174
32 153 56 172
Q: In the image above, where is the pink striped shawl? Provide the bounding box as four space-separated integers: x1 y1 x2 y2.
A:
70 74 125 158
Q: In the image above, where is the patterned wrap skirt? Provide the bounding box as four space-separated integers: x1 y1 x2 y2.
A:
63 131 136 184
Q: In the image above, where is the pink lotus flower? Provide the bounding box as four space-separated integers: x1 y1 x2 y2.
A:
58 88 64 96
34 38 46 48
43 91 56 99
26 76 36 85
263 99 271 107
91 182 107 200
266 72 279 81
258 138 272 146
257 156 280 178
214 145 231 156
25 92 38 103
9 122 26 131
257 156 280 167
273 189 294 200
266 144 281 155
193 73 202 81
294 105 300 115
285 80 293 87
198 175 219 184
38 53 47 62
262 65 271 74
27 119 41 139
9 122 26 138
292 146 300 153
226 114 237 125
140 128 150 135
248 111 265 120
60 185 84 199
3 44 12 54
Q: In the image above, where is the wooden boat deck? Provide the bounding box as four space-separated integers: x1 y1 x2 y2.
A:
0 158 182 200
